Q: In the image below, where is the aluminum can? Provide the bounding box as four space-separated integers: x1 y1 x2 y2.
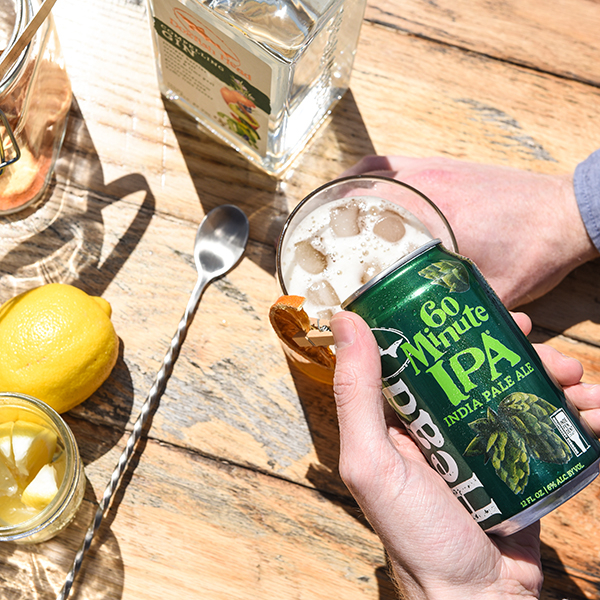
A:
342 239 600 535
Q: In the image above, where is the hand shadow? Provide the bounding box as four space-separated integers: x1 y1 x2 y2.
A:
540 541 592 600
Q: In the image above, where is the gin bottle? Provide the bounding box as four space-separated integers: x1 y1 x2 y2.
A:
146 0 368 175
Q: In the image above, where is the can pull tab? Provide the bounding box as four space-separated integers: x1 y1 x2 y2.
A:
0 109 21 175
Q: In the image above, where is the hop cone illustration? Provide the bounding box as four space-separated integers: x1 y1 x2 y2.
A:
418 260 470 293
499 392 572 464
464 393 573 494
465 407 530 493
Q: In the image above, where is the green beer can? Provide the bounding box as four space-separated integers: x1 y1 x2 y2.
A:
342 239 600 535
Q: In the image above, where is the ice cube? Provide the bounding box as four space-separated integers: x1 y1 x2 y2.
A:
361 261 382 285
373 210 406 242
317 308 334 320
330 201 360 237
306 280 340 307
295 240 327 274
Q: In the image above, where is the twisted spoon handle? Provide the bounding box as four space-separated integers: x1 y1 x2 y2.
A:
57 274 208 600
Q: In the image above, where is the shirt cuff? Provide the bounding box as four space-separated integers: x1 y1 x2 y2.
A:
574 149 600 253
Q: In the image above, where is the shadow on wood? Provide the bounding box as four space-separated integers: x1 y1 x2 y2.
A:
540 541 594 600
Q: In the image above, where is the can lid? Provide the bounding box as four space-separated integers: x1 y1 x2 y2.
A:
341 238 442 309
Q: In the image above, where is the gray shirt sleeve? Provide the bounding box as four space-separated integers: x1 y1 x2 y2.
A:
574 149 600 252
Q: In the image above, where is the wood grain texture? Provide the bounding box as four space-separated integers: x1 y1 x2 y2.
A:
0 421 391 600
0 0 599 597
364 0 600 86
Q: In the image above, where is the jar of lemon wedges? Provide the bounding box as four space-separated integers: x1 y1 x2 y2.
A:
0 392 85 544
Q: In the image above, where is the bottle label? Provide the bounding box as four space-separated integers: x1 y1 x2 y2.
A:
152 0 272 155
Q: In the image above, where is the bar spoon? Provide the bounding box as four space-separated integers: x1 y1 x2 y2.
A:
57 204 250 600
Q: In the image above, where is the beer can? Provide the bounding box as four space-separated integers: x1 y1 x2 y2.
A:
342 239 600 535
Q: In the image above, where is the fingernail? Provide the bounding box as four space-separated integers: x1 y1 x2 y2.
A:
560 352 582 365
330 315 356 349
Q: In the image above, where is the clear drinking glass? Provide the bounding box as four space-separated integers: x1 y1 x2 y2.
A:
0 0 72 214
274 176 458 384
0 392 85 544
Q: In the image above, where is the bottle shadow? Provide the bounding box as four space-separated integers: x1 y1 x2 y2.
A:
0 95 158 439
164 88 377 264
0 96 159 599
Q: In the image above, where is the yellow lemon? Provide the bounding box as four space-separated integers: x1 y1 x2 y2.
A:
0 283 119 413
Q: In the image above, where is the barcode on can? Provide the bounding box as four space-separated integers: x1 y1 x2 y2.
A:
551 409 590 457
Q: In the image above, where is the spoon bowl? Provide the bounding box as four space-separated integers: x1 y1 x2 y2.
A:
194 204 249 280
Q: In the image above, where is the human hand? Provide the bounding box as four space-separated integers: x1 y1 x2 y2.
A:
329 310 600 600
341 156 599 309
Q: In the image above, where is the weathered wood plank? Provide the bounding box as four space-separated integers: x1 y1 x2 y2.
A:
0 421 391 600
350 22 600 175
1 1 599 598
364 0 600 86
540 474 600 599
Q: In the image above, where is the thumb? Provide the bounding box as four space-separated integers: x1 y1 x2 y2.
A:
330 312 388 462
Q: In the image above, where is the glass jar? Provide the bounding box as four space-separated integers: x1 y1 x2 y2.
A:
0 392 85 544
0 0 72 214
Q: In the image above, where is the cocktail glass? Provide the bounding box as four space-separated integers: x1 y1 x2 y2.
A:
274 175 458 384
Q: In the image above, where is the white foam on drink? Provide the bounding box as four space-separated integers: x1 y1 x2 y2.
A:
281 195 433 319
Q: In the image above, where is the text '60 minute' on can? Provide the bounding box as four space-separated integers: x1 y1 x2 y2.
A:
343 238 600 536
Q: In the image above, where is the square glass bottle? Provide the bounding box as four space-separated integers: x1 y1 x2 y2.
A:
146 0 368 175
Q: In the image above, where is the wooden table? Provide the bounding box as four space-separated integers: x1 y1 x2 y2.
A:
1 0 600 598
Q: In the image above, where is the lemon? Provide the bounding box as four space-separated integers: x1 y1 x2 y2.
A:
0 283 119 413
21 464 59 510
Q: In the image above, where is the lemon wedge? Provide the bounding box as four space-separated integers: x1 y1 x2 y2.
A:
11 420 57 481
0 494 38 526
0 421 14 466
21 464 59 510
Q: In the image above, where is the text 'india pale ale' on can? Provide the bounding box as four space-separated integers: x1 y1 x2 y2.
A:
343 238 600 536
